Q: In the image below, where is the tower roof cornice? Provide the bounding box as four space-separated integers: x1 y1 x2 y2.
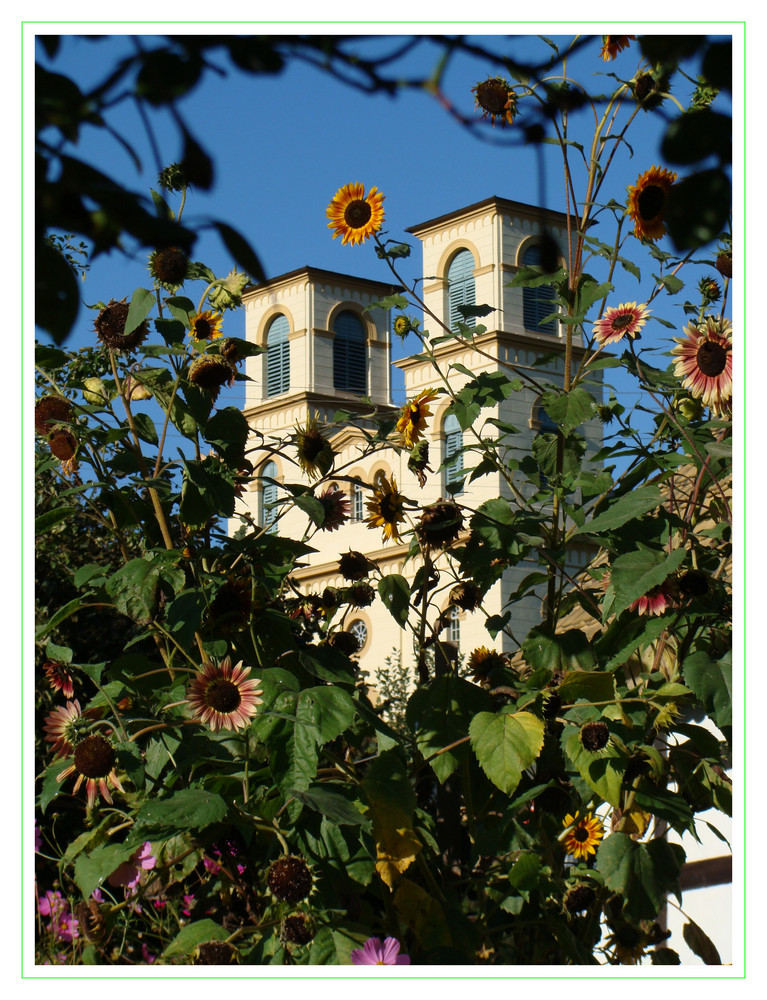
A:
405 196 575 237
243 265 401 298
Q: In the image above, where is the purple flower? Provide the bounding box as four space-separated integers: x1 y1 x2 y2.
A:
182 894 195 916
107 842 156 891
141 942 156 964
37 890 79 942
351 936 410 965
35 823 42 853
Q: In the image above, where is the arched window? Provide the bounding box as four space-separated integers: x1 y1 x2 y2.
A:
448 607 460 646
522 244 557 335
351 481 364 522
266 314 290 396
444 412 464 492
333 311 366 394
261 460 278 532
447 249 476 331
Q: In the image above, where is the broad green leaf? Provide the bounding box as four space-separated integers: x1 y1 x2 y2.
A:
596 833 685 920
105 557 184 624
133 788 228 835
683 918 723 965
378 574 411 627
541 388 597 431
508 852 542 891
469 709 545 796
203 406 250 466
35 596 89 640
362 750 421 887
38 758 70 813
74 841 138 899
179 457 237 526
406 676 491 782
131 410 158 446
291 786 371 827
683 650 732 729
447 370 523 430
163 919 230 958
563 727 624 807
36 505 77 534
577 485 662 535
558 671 616 705
45 641 73 664
293 493 327 527
608 547 687 619
522 628 596 673
634 786 695 835
124 287 155 335
299 686 356 745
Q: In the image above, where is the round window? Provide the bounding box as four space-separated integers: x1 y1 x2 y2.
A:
349 619 368 651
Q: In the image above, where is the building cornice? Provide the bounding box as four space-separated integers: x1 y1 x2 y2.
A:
243 265 402 299
405 196 575 238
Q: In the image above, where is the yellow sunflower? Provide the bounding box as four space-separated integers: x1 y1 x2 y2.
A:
599 35 636 61
396 388 439 449
562 812 604 861
189 309 224 342
626 165 677 242
364 473 408 543
326 182 385 246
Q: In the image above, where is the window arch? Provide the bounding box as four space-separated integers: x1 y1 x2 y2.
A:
448 607 461 646
447 249 476 331
333 310 366 394
261 460 279 532
351 480 364 522
444 412 464 492
522 243 557 335
266 314 290 396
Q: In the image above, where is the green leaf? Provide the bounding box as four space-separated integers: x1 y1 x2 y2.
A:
659 274 685 294
179 457 236 526
378 574 411 627
406 676 491 782
447 370 523 430
469 709 545 796
558 671 616 705
105 557 185 624
608 547 687 619
211 220 265 284
38 758 70 813
291 786 371 827
73 841 138 899
683 919 722 965
203 406 250 466
634 786 695 835
163 919 230 958
577 485 662 535
124 287 155 335
563 727 624 807
541 388 597 431
596 833 685 920
507 852 542 891
522 628 596 672
132 410 159 446
299 686 356 745
293 493 327 527
36 505 77 534
134 788 228 835
45 641 73 664
35 595 89 640
683 650 731 729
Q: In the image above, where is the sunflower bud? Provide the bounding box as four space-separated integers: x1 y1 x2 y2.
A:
207 268 249 312
698 275 721 305
82 377 108 405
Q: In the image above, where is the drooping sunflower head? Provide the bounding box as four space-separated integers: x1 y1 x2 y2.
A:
472 76 518 127
562 811 604 861
326 182 385 246
715 249 733 279
698 275 722 305
671 316 732 416
408 439 433 488
42 660 75 700
149 246 190 291
396 388 439 449
47 425 78 462
599 35 636 61
347 581 376 608
188 355 235 401
267 856 314 903
415 500 464 550
632 71 669 111
338 549 374 582
564 882 597 914
327 630 360 657
365 473 408 543
317 486 350 532
189 309 224 343
467 645 509 683
295 415 333 480
449 580 482 612
94 298 150 353
185 656 263 732
193 941 239 965
43 700 88 757
579 720 610 753
592 302 651 346
35 395 72 435
206 577 254 635
626 166 677 242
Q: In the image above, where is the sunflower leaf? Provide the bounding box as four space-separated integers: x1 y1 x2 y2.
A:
596 833 685 920
162 919 230 958
469 709 545 796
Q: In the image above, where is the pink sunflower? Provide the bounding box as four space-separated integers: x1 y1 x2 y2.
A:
629 582 676 617
185 656 263 732
671 316 733 416
351 936 411 965
593 302 650 346
43 700 86 758
317 486 350 532
42 660 75 700
56 734 125 810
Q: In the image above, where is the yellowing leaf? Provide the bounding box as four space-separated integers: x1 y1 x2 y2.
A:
367 802 422 888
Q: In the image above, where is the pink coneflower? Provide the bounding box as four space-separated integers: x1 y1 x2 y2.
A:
42 660 75 700
629 582 676 616
592 302 650 346
56 734 125 809
107 842 156 892
671 316 733 416
351 936 411 965
185 656 263 732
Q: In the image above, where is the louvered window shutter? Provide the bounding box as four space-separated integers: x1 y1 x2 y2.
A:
522 245 557 334
261 461 278 531
447 250 476 331
266 315 290 396
333 311 366 394
444 412 464 490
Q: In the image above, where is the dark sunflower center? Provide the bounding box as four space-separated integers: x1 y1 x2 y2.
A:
73 735 116 779
696 339 728 377
407 404 421 426
611 313 635 331
637 184 666 221
300 431 325 461
573 827 589 843
195 318 212 338
379 494 400 522
206 678 242 714
344 199 372 229
478 81 508 114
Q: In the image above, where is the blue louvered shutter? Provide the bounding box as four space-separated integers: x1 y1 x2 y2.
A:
261 460 278 532
522 245 557 334
333 311 366 394
266 314 290 396
444 412 464 490
448 250 476 331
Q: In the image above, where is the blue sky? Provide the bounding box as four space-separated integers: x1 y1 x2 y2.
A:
35 30 733 422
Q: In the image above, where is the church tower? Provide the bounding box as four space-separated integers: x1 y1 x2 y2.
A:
234 198 603 677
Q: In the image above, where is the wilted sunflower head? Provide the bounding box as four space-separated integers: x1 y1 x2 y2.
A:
415 500 464 549
35 395 72 435
188 355 235 401
396 388 439 449
579 720 610 752
327 630 360 657
632 71 669 110
626 166 677 242
564 882 596 914
94 298 150 353
149 246 190 291
338 550 373 582
715 250 733 278
48 426 78 461
295 415 333 480
326 182 385 246
472 76 518 127
267 856 313 903
468 645 509 683
281 912 315 945
347 581 376 608
189 310 224 342
449 580 482 611
193 941 239 965
206 578 254 635
207 269 249 312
